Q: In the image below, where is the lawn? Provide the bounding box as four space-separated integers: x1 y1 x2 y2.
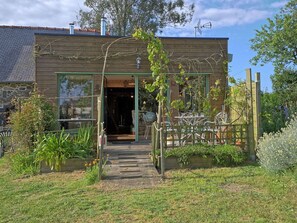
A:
0 157 296 223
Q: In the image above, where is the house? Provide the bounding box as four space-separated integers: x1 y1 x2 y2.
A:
0 25 99 125
34 29 228 142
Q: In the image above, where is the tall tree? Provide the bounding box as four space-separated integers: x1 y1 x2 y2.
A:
77 0 194 36
271 69 297 111
250 0 297 72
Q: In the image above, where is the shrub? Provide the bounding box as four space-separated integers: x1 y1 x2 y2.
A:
34 130 72 171
72 126 95 157
84 159 100 185
257 116 297 173
213 144 246 167
163 143 245 167
10 90 58 151
34 127 95 171
10 151 39 176
165 144 213 166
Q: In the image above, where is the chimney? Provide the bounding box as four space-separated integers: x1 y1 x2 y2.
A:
101 16 106 36
69 22 74 35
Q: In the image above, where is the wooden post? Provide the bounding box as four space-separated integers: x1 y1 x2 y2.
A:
98 122 104 180
253 72 261 146
158 91 165 179
160 126 165 178
246 69 256 161
97 96 101 159
134 76 139 142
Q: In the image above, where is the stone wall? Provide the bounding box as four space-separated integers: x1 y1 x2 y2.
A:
0 83 33 125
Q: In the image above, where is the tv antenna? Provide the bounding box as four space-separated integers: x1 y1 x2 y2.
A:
195 19 212 37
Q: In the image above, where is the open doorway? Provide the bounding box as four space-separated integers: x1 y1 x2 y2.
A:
106 88 134 137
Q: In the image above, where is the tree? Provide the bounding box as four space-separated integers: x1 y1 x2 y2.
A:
271 69 297 116
272 69 297 103
250 0 297 72
260 91 287 133
78 0 194 36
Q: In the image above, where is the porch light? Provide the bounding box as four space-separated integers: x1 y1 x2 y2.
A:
136 56 141 69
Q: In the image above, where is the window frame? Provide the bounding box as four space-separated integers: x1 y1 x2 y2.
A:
57 73 94 120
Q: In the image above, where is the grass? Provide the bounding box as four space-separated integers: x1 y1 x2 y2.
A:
0 156 296 223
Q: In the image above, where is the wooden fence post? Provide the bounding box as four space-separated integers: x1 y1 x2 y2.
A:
252 72 261 148
246 69 256 161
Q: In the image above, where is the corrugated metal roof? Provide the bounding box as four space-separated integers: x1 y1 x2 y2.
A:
0 26 99 83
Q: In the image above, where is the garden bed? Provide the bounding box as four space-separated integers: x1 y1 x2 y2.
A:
40 158 93 173
152 143 246 171
156 155 213 170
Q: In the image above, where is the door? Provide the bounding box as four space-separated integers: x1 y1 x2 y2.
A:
106 88 134 135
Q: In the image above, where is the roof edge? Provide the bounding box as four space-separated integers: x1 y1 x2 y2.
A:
0 25 99 33
35 33 229 40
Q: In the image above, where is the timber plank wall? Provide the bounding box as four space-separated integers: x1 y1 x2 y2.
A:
35 34 228 112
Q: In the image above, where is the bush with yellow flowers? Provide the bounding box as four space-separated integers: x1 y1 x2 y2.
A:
84 158 99 185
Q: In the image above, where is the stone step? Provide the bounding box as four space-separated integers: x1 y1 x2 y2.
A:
103 144 160 185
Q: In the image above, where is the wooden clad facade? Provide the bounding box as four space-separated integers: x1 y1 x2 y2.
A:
34 33 228 141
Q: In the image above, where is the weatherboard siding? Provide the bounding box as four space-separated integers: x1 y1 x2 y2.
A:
35 34 228 114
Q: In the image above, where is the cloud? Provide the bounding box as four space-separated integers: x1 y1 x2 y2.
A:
0 0 85 28
270 1 288 8
198 8 271 28
206 0 263 7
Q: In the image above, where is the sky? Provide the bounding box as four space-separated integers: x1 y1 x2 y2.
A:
0 0 288 92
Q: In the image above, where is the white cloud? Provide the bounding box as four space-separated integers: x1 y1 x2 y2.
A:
198 8 271 28
0 0 85 28
208 0 263 7
270 1 288 8
0 0 273 31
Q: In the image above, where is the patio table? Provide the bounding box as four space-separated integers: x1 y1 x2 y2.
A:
174 114 207 126
172 114 208 146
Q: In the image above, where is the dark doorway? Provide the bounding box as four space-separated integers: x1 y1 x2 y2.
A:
106 88 134 135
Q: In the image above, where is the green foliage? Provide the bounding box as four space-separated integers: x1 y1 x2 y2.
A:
78 0 194 36
212 144 246 167
202 79 221 117
84 159 100 185
72 126 95 157
35 130 73 171
250 0 297 124
271 69 297 115
34 127 95 171
250 0 297 72
164 144 246 167
133 29 169 104
10 151 39 176
261 91 287 133
224 80 249 124
165 144 213 166
85 162 99 185
257 115 297 173
10 90 58 151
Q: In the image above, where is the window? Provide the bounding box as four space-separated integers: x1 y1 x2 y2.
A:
179 75 208 113
59 75 93 121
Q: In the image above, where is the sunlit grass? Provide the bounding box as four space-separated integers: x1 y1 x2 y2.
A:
0 157 296 223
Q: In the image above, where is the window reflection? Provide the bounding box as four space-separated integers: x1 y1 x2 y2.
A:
59 75 93 128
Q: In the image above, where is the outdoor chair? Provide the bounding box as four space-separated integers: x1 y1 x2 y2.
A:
142 112 156 139
0 128 12 157
202 111 229 144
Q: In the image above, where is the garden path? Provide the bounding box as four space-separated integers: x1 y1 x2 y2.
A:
101 143 161 190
